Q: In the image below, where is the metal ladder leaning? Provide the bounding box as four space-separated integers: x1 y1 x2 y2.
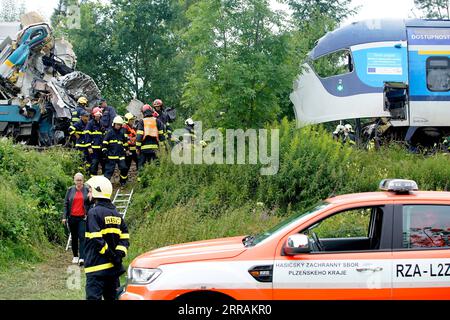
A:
65 188 134 251
112 188 134 218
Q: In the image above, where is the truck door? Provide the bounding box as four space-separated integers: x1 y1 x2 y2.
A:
407 27 450 127
273 205 394 299
392 204 450 299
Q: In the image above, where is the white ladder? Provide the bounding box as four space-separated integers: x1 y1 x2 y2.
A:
112 188 134 218
65 223 72 251
65 188 134 251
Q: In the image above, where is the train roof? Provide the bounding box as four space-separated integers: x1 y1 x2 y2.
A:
0 22 20 43
310 18 450 60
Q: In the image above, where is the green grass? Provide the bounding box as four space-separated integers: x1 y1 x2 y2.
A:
126 203 282 263
0 248 86 300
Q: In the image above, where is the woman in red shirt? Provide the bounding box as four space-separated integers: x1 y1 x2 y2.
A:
62 173 92 266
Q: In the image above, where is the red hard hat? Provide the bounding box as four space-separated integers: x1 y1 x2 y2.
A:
153 99 163 107
92 107 103 116
142 104 153 113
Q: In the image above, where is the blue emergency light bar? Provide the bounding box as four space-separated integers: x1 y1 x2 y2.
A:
379 179 419 193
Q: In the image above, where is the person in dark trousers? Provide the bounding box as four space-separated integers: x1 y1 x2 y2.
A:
103 116 129 186
84 175 129 300
86 107 105 176
152 99 173 141
62 173 92 266
69 110 91 171
123 113 138 172
99 98 117 131
136 104 166 169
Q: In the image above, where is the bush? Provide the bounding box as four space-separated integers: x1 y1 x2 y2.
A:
0 139 79 269
127 119 450 260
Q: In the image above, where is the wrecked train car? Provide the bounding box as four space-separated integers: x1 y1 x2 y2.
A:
0 12 101 145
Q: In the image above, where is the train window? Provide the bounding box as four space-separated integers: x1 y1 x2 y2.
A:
426 57 450 92
311 50 353 78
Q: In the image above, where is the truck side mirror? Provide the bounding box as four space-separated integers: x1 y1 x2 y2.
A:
284 234 311 256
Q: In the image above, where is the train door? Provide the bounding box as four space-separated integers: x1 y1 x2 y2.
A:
384 82 408 122
407 27 450 127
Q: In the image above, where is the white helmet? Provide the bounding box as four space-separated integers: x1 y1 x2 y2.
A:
344 124 354 132
86 176 113 200
185 118 194 126
333 124 345 135
112 115 124 126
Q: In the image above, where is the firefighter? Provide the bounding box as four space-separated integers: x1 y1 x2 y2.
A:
332 124 345 142
71 97 89 126
136 104 165 169
152 99 173 141
182 118 196 144
343 124 356 146
123 113 138 172
102 116 129 186
99 98 117 131
84 175 129 300
69 110 91 171
86 107 105 176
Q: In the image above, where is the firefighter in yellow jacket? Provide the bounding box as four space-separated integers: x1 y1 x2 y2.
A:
84 175 129 300
136 104 166 169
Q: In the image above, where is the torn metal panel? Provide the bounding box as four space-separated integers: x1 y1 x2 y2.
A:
127 99 144 120
54 38 77 70
20 11 46 28
53 71 101 109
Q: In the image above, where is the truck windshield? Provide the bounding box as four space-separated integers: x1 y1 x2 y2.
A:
248 201 330 246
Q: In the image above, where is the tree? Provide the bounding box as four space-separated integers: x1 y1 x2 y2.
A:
414 0 450 19
284 0 358 27
182 0 299 128
52 0 188 112
0 0 26 22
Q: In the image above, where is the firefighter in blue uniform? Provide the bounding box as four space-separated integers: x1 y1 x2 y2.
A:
71 97 89 126
99 98 117 131
84 175 129 300
69 110 91 171
86 107 105 176
102 116 129 186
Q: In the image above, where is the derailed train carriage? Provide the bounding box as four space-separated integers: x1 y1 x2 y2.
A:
290 19 450 147
0 12 101 146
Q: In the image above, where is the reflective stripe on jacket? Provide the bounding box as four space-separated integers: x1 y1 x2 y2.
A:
136 116 165 151
102 127 128 160
84 199 129 276
85 119 104 149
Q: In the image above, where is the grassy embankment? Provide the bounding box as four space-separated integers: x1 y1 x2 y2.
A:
1 119 449 299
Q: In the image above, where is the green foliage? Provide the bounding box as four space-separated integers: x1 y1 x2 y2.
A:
50 0 359 126
127 119 450 261
181 0 299 128
313 208 371 238
284 0 358 26
414 0 450 19
53 0 188 111
0 139 79 269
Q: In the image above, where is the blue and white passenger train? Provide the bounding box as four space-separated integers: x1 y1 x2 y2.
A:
290 19 450 144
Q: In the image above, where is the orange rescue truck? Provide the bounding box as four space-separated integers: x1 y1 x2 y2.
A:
120 179 450 300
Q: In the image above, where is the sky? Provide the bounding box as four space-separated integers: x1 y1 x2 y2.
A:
19 0 419 23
